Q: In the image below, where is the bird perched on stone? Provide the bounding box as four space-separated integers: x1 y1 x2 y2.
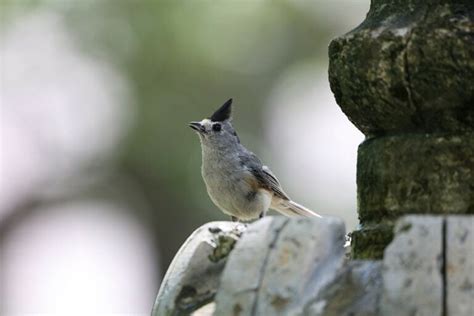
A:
189 98 322 222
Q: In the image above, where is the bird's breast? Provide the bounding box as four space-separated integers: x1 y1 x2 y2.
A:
201 153 269 219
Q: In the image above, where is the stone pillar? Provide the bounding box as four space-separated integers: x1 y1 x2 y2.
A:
329 0 474 259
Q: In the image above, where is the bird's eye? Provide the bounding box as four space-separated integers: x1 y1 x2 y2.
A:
212 123 222 132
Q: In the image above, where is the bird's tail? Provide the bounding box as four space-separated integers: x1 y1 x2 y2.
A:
272 199 322 218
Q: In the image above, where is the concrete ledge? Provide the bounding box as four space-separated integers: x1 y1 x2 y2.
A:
152 215 474 316
446 216 474 316
381 216 444 316
152 221 244 316
214 216 345 315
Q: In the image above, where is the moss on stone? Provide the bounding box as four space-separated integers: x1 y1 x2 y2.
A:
357 134 474 222
398 222 412 233
351 223 395 260
328 1 474 136
329 0 473 259
208 234 238 263
354 134 473 258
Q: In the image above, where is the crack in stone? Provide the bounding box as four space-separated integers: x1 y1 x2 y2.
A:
234 287 259 295
402 4 433 129
441 218 447 316
403 30 416 112
250 218 289 316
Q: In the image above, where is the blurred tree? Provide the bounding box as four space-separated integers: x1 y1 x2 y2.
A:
1 0 365 272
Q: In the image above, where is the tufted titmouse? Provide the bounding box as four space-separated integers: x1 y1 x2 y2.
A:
189 98 322 221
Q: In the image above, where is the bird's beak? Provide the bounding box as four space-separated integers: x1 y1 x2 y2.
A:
189 121 206 134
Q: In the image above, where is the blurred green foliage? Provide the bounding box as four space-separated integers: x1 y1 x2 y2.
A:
2 0 364 271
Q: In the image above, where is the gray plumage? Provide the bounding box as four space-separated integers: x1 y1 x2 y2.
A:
189 99 322 221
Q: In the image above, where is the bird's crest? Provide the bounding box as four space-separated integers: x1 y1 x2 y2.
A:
210 98 232 122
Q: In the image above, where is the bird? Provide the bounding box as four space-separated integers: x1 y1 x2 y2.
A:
189 98 322 222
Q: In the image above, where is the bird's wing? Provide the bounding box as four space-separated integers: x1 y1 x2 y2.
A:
239 152 289 200
259 165 290 200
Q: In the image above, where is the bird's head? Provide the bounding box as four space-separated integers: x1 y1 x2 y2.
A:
189 98 240 147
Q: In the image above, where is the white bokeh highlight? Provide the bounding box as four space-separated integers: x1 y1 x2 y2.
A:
0 9 132 221
1 201 159 315
0 8 157 316
266 62 364 230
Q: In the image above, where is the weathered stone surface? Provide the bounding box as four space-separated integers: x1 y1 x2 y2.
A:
153 214 474 315
350 222 394 260
214 216 346 316
358 134 474 221
191 302 215 316
304 261 382 316
256 217 345 315
329 0 474 135
381 216 444 316
446 216 474 316
213 217 287 316
152 221 244 316
353 134 474 258
329 0 474 259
